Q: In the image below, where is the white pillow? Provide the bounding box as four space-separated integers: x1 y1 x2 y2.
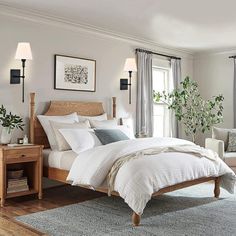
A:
117 126 135 139
89 119 117 128
90 119 135 139
37 112 78 150
78 113 108 122
59 129 102 154
50 120 91 151
121 118 135 139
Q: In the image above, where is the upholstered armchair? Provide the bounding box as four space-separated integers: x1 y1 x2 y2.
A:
205 127 236 173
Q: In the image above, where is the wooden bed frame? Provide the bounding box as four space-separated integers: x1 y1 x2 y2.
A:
29 92 221 226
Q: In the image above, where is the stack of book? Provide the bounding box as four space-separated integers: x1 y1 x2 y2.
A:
7 177 29 194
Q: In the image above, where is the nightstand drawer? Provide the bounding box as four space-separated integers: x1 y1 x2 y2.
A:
4 148 39 159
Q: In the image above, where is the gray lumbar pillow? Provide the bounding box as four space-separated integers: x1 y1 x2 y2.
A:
94 129 129 145
227 131 236 152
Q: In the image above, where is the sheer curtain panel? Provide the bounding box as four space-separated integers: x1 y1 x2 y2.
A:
170 58 182 138
234 58 236 127
136 50 153 137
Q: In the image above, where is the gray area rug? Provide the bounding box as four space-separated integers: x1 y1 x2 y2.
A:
16 183 236 236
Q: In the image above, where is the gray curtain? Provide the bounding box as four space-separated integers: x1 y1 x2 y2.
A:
170 58 182 138
234 59 236 127
136 50 153 137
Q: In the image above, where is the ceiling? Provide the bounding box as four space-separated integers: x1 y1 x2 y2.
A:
1 0 236 52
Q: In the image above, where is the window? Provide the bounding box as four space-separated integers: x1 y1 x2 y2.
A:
152 67 171 137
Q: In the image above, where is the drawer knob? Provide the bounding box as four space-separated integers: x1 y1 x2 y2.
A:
21 154 26 158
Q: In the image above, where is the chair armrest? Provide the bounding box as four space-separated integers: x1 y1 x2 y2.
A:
205 138 224 159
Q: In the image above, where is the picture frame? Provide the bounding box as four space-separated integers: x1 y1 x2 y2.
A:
54 54 96 92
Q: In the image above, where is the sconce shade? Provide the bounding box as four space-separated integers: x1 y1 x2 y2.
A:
15 42 33 60
124 58 137 72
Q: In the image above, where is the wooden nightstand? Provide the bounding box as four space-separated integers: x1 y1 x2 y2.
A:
0 145 43 206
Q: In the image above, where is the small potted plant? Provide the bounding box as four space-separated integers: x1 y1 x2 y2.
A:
0 105 24 144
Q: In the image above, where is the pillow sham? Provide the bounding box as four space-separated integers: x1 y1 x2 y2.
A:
121 117 135 137
118 126 135 139
50 120 91 151
78 113 107 122
90 119 135 139
37 112 78 150
89 119 117 128
59 128 102 154
94 129 129 145
227 131 236 152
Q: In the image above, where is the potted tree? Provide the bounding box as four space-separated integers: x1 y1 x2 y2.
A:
0 105 24 144
153 77 224 143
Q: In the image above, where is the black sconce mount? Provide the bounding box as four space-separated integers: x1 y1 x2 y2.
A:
120 71 132 104
10 59 26 103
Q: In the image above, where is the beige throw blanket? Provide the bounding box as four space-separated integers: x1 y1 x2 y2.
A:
107 145 218 195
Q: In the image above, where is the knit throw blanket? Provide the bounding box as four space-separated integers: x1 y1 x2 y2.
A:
107 145 218 196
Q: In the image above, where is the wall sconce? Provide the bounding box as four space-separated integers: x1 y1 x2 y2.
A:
10 42 32 103
120 58 137 104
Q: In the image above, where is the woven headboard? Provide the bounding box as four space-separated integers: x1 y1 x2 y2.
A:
29 93 116 148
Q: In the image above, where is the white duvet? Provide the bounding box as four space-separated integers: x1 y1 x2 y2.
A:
67 137 236 215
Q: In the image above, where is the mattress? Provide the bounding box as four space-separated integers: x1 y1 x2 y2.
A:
43 149 77 171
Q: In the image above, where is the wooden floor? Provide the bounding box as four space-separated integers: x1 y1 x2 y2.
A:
0 185 105 236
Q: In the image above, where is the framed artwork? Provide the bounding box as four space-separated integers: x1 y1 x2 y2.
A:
54 54 96 92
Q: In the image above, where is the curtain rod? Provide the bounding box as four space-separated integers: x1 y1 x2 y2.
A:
135 48 181 60
229 55 236 59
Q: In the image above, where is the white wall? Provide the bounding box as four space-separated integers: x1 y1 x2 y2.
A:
0 13 193 141
194 52 235 146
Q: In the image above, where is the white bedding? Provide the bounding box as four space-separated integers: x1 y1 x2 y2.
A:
67 137 236 215
42 148 51 160
43 149 77 171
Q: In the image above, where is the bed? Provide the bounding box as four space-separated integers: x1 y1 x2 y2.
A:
29 93 116 183
29 93 235 226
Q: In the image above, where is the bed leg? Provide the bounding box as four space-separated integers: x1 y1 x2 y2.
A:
214 177 220 198
132 212 141 226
